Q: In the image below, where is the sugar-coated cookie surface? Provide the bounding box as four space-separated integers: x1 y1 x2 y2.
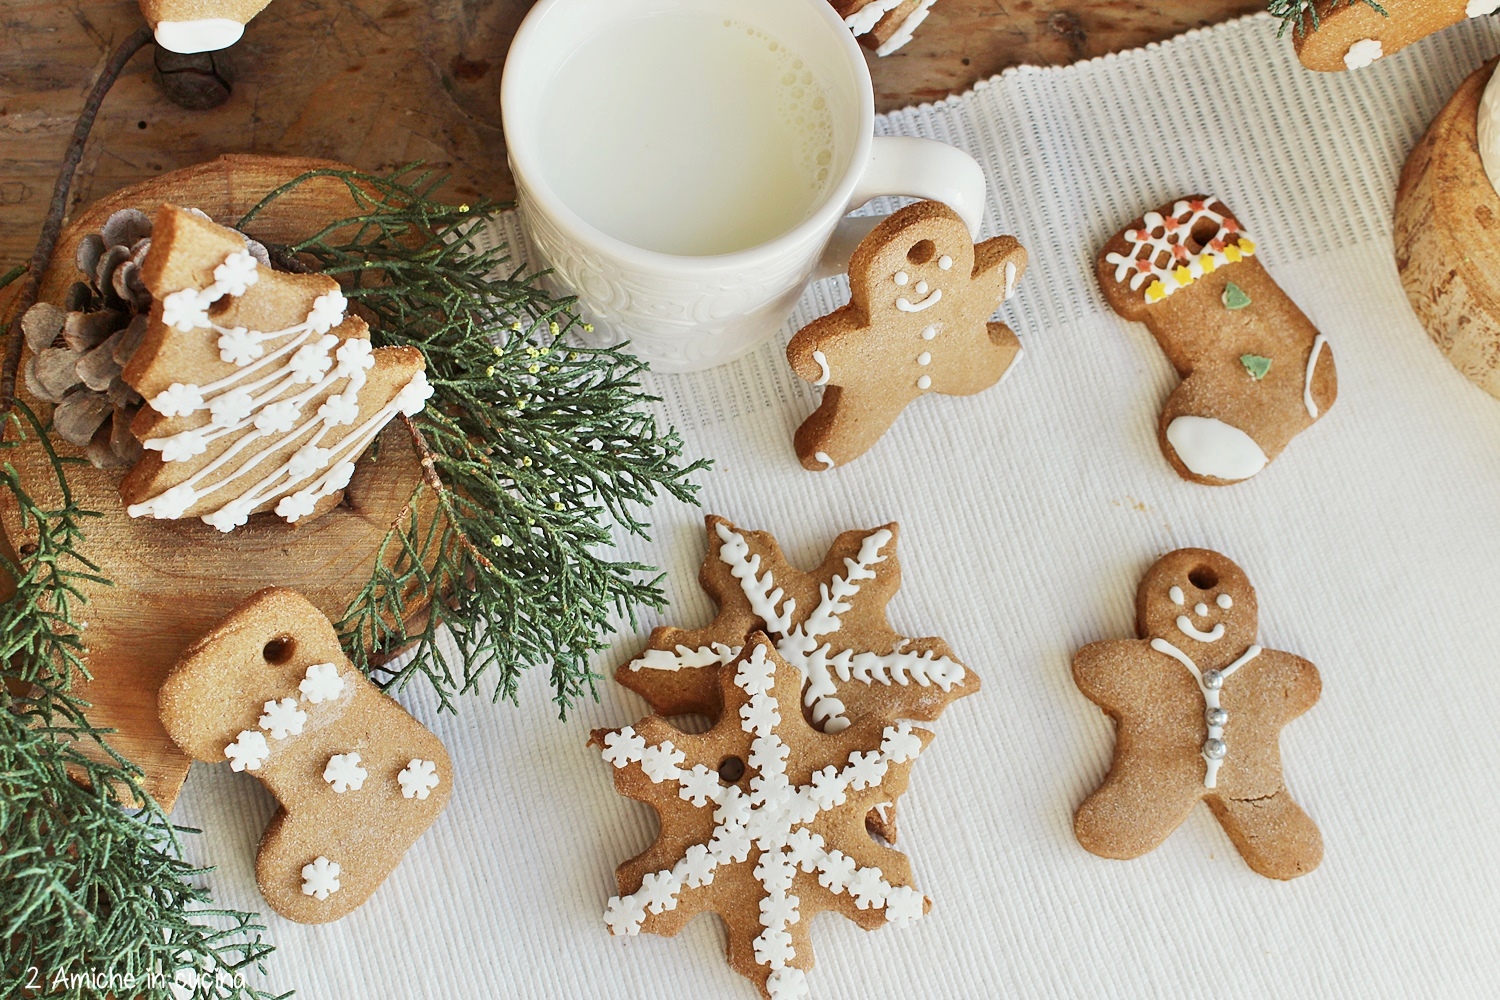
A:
158 587 451 922
788 200 1027 471
593 635 937 1000
1290 0 1499 73
1097 194 1336 485
1072 549 1323 880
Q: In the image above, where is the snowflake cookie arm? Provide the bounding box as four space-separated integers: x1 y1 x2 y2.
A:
786 307 867 390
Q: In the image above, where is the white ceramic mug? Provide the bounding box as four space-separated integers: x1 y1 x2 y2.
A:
501 0 987 373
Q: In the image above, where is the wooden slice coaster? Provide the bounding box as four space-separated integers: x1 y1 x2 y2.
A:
1 154 428 809
1396 58 1500 401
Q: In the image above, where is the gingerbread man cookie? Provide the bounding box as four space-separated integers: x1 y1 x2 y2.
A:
1072 549 1323 880
1098 195 1336 485
139 0 274 53
1290 1 1499 72
788 200 1027 471
159 587 451 922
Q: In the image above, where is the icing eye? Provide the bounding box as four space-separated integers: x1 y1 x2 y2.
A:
1169 586 1184 605
938 255 953 270
1188 565 1218 589
907 239 935 265
915 280 929 294
1217 594 1233 609
1195 603 1208 616
894 272 909 286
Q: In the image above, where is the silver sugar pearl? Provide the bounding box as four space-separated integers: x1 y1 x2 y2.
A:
1201 669 1224 690
1203 738 1227 760
1205 707 1228 728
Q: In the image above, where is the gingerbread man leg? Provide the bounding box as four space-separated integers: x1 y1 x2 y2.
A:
1207 788 1324 881
793 385 917 471
1074 761 1203 860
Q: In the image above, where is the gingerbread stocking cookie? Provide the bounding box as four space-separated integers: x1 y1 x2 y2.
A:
788 200 1027 471
1290 1 1499 72
1098 195 1336 485
159 587 451 922
1072 549 1323 880
139 1 275 53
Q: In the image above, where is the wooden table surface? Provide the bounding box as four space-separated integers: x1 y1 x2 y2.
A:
0 0 1266 267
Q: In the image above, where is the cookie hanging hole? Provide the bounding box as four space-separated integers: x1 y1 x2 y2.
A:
717 755 746 784
1186 217 1219 254
262 635 296 665
1188 566 1219 590
907 239 935 265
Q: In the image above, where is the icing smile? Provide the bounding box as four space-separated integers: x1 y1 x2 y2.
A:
1176 615 1225 643
896 288 942 312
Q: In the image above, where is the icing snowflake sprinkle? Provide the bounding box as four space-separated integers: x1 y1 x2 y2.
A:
598 638 933 999
224 730 270 772
323 753 368 793
398 759 440 800
299 662 344 703
258 697 307 740
300 856 341 900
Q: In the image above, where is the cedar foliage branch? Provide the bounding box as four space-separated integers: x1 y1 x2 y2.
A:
237 168 709 713
0 402 286 1000
1267 0 1386 37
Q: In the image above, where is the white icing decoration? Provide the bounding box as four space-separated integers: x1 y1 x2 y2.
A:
630 524 966 734
258 697 307 740
300 856 341 900
917 352 931 366
875 0 938 56
914 280 929 295
1169 586 1184 605
1164 416 1268 481
893 271 909 286
1150 638 1262 788
916 375 932 390
812 350 831 386
1003 260 1017 301
127 253 433 531
1176 615 1225 644
1343 38 1383 70
1105 197 1254 302
1470 0 1500 16
921 325 937 340
845 0 904 35
1194 602 1208 616
398 759 441 800
600 642 927 987
323 753 368 793
1303 333 1327 418
815 451 835 469
224 730 269 772
154 18 247 54
895 288 941 312
938 255 953 270
1217 594 1233 609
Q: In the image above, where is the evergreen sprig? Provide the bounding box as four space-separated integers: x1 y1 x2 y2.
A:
237 168 707 713
1267 0 1386 37
0 401 286 1000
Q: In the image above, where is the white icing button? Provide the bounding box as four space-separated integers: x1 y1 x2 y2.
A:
915 280 929 294
917 352 931 365
1217 594 1233 609
1164 416 1268 481
921 325 937 340
894 271 909 285
916 375 932 390
938 255 953 270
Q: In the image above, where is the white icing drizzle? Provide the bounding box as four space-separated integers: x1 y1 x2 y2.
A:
1165 415 1268 481
811 350 831 386
630 523 966 733
1105 197 1254 303
1150 638 1261 788
875 0 938 56
1169 586 1185 606
1176 615 1225 643
844 0 904 35
896 288 941 312
1302 333 1327 419
1003 260 1017 301
128 250 433 531
814 451 835 470
601 642 928 998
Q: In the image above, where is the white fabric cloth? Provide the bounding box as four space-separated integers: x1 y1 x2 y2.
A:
175 13 1500 998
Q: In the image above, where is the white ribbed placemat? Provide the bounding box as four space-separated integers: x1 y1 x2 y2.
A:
173 13 1500 999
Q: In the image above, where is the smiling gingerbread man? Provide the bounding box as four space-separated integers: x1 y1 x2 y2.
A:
1072 548 1323 880
787 200 1028 471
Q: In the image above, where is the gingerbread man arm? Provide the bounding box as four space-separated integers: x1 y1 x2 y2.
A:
786 307 866 388
1073 639 1153 712
1246 646 1322 723
971 235 1028 308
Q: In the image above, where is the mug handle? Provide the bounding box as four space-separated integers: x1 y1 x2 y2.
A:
812 136 988 280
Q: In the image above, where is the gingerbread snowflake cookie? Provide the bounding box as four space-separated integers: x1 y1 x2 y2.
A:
140 0 274 53
1098 195 1336 485
594 635 940 999
159 587 451 922
1289 1 1499 72
120 204 431 531
788 200 1027 471
1072 549 1323 880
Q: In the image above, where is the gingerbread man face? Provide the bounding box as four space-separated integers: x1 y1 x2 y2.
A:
787 200 1027 471
1136 549 1258 656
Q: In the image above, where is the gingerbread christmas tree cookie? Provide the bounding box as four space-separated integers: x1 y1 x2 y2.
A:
120 204 431 531
787 200 1027 471
594 635 939 999
1072 549 1323 880
1097 195 1336 485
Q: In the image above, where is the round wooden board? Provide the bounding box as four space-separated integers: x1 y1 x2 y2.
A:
1395 58 1500 402
1 154 428 810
